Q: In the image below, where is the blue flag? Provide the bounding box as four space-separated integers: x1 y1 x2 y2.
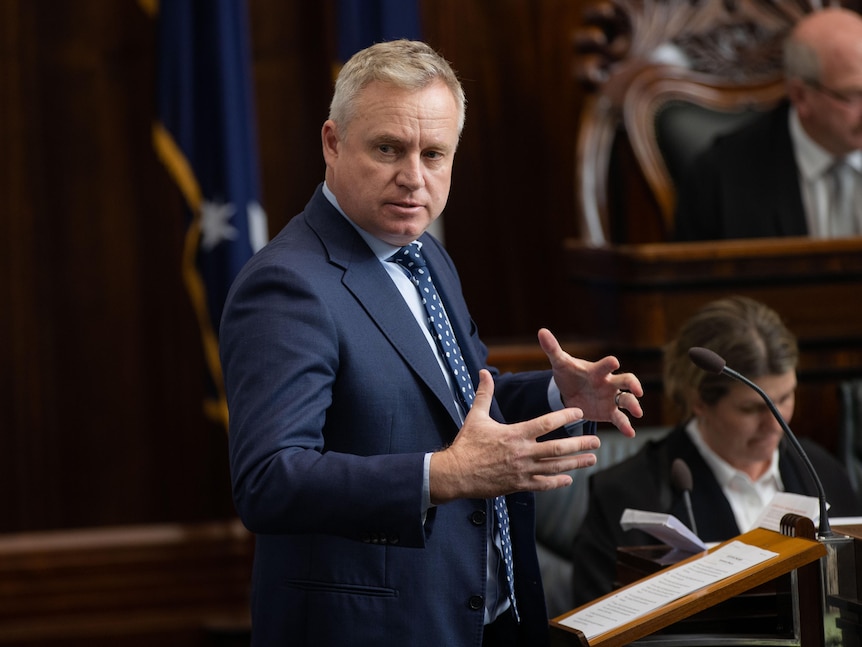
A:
336 0 422 63
149 0 267 429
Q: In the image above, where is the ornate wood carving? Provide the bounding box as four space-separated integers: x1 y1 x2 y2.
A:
573 0 836 245
575 0 829 89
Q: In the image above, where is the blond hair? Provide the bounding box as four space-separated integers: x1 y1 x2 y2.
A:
329 39 466 135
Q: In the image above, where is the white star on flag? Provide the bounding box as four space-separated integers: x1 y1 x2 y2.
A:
200 200 239 251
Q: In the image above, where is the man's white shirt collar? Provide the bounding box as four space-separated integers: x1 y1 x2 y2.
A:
789 107 862 179
322 181 406 261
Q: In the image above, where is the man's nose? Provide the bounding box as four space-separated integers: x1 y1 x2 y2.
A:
396 156 424 190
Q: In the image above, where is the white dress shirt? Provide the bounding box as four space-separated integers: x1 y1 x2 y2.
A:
685 420 783 533
789 108 862 238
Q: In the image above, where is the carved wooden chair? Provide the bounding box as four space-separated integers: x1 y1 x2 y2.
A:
573 0 834 246
838 379 862 503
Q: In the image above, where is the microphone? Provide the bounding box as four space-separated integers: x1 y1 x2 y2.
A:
688 346 833 537
671 458 698 537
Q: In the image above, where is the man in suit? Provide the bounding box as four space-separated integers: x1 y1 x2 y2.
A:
674 8 862 241
570 297 861 607
220 39 644 647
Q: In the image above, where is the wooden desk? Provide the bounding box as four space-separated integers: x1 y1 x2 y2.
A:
564 236 862 446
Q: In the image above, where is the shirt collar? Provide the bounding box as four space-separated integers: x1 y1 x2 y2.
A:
789 107 862 178
684 419 782 489
322 181 405 261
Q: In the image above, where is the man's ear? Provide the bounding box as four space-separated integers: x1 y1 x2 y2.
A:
786 78 809 117
321 120 340 164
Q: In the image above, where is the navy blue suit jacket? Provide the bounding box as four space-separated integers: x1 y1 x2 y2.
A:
673 102 810 241
220 185 576 646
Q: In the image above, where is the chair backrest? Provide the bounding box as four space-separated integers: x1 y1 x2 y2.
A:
838 379 862 499
573 0 828 245
623 66 786 237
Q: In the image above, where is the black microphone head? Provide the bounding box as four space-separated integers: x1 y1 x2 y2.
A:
688 347 726 374
670 458 693 493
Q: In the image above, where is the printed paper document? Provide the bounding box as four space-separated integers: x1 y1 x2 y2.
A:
560 540 778 640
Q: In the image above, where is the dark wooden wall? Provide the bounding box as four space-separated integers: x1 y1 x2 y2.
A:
0 0 590 535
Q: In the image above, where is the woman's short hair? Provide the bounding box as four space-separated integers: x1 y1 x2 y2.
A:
663 296 798 419
329 39 466 135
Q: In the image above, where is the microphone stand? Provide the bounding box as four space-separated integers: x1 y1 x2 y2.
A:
723 364 862 632
719 365 834 538
689 347 858 635
688 347 835 538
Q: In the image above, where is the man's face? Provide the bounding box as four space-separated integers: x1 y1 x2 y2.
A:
793 44 862 155
693 371 797 479
322 79 460 247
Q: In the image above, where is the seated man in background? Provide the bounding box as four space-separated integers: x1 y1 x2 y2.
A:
674 8 862 241
570 296 860 607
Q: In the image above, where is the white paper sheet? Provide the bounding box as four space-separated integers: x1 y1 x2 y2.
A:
831 516 862 525
619 508 707 554
752 492 820 532
561 540 778 640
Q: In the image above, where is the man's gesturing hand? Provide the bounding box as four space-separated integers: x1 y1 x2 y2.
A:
429 370 601 505
538 328 643 438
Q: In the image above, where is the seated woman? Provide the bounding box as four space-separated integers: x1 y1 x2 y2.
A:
570 296 860 607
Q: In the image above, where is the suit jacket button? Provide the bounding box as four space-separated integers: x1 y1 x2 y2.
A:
470 510 486 526
468 595 484 611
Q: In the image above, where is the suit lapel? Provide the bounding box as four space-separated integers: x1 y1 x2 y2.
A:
666 429 741 541
763 105 809 236
346 263 464 426
305 191 463 426
420 235 508 424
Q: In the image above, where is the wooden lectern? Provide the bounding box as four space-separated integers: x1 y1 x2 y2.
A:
550 515 826 647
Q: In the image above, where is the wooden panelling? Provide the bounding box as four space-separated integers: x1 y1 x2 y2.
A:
0 0 237 532
421 0 589 338
564 237 862 449
0 520 253 646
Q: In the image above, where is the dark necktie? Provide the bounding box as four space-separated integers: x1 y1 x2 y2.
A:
389 242 520 622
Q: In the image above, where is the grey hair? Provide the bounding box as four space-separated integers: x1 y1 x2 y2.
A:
783 30 821 82
329 39 466 135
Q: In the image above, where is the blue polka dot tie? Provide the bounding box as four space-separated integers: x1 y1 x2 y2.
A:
390 242 520 622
